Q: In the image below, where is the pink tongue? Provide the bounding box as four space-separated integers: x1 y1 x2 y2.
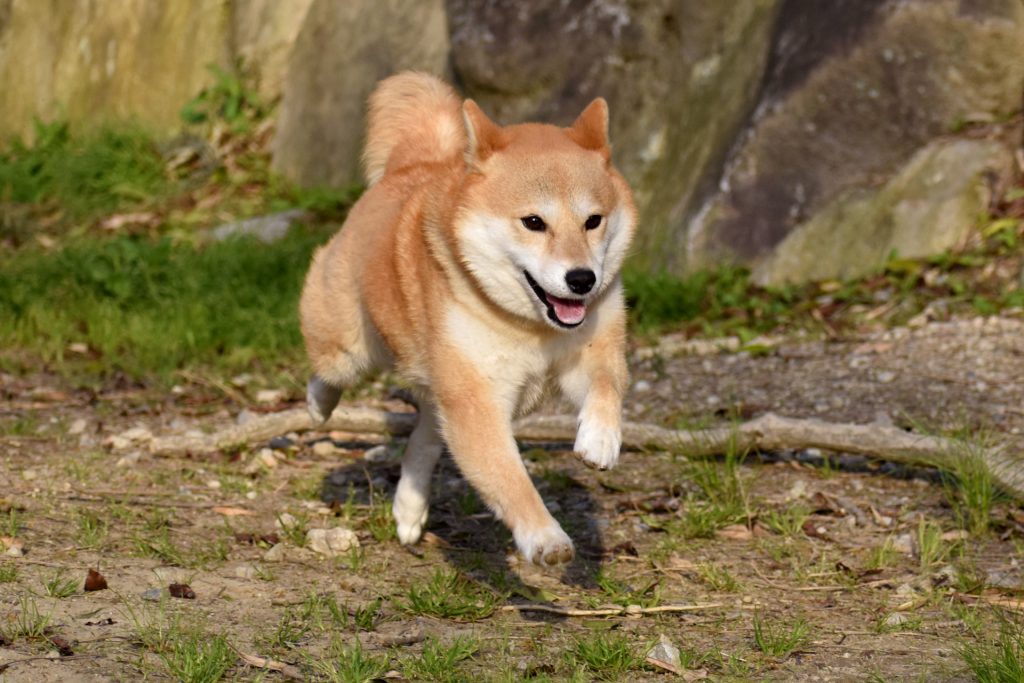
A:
547 294 586 325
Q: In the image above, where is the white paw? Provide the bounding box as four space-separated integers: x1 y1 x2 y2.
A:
514 521 575 566
306 377 341 424
574 420 621 471
393 481 429 545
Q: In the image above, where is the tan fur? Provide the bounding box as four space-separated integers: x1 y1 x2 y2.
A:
300 72 637 565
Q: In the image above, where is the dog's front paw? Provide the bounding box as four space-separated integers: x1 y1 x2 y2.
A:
574 420 621 471
306 376 342 424
514 522 575 566
393 481 429 545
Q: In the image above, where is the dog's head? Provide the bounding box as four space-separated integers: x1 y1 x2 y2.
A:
452 99 637 331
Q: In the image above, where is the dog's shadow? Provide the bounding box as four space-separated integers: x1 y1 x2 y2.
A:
317 435 607 614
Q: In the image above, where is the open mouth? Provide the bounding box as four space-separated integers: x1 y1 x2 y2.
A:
523 270 586 328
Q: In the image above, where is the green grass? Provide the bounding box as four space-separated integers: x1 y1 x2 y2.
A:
4 508 20 536
942 437 1003 536
0 563 18 583
752 612 811 658
159 630 235 683
959 619 1024 682
41 570 78 598
566 632 644 681
77 510 109 548
0 228 327 380
311 641 389 683
916 517 953 570
697 562 741 592
763 504 811 538
3 595 51 641
0 119 171 240
400 569 499 621
127 603 235 683
402 637 479 682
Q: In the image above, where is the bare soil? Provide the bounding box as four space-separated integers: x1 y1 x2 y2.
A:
3 315 1024 682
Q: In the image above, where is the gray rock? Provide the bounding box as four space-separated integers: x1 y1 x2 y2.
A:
210 210 309 244
306 527 360 557
263 543 289 562
272 0 451 188
693 0 1024 280
141 588 165 601
269 435 295 450
646 634 682 670
752 139 1014 285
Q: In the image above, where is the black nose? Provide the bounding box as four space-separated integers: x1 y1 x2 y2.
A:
565 268 596 295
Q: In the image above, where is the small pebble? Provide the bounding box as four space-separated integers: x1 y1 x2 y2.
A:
269 435 294 450
141 588 164 601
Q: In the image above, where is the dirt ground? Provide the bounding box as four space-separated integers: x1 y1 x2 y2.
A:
3 315 1024 682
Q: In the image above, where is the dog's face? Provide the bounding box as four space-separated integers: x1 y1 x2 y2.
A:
454 100 636 331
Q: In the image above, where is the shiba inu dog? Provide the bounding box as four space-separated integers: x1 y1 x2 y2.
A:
299 72 636 566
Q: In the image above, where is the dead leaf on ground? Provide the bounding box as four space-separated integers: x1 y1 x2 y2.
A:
168 583 196 599
421 531 452 548
84 568 108 592
48 636 74 656
100 212 159 231
234 532 279 546
213 506 254 517
716 524 753 541
802 520 832 541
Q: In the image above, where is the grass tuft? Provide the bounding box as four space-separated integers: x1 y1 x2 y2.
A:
959 618 1024 683
0 229 328 380
567 632 644 681
401 569 499 621
402 636 479 682
753 612 811 658
311 641 389 683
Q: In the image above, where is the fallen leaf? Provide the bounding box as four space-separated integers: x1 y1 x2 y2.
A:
168 583 196 599
645 656 684 676
234 532 279 546
609 541 640 557
802 520 831 541
100 212 159 231
421 531 452 548
84 568 108 592
213 506 254 517
48 635 74 656
237 652 303 681
716 524 753 541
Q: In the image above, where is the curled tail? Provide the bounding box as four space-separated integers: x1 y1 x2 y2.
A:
362 72 465 186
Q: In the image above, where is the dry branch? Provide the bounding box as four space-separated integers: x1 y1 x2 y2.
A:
148 406 1024 499
500 602 723 617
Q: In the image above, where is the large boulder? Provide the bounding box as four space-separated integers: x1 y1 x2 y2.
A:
689 0 1024 282
0 0 231 139
753 139 1015 284
447 0 783 270
270 0 450 189
231 0 315 101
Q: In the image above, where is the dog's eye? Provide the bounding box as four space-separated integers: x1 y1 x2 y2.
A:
521 215 547 232
584 215 602 230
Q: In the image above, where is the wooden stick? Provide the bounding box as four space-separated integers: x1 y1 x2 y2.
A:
500 602 723 617
148 407 1024 499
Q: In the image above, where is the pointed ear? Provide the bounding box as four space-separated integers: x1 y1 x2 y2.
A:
462 100 504 165
567 98 610 160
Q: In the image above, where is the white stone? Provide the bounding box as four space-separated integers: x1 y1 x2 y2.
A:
306 527 359 557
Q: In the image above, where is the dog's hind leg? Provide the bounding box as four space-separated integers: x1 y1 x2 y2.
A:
394 401 443 545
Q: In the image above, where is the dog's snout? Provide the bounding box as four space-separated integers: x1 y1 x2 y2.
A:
565 268 596 295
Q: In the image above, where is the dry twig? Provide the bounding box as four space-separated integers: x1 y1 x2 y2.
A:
148 407 1024 499
500 602 723 617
